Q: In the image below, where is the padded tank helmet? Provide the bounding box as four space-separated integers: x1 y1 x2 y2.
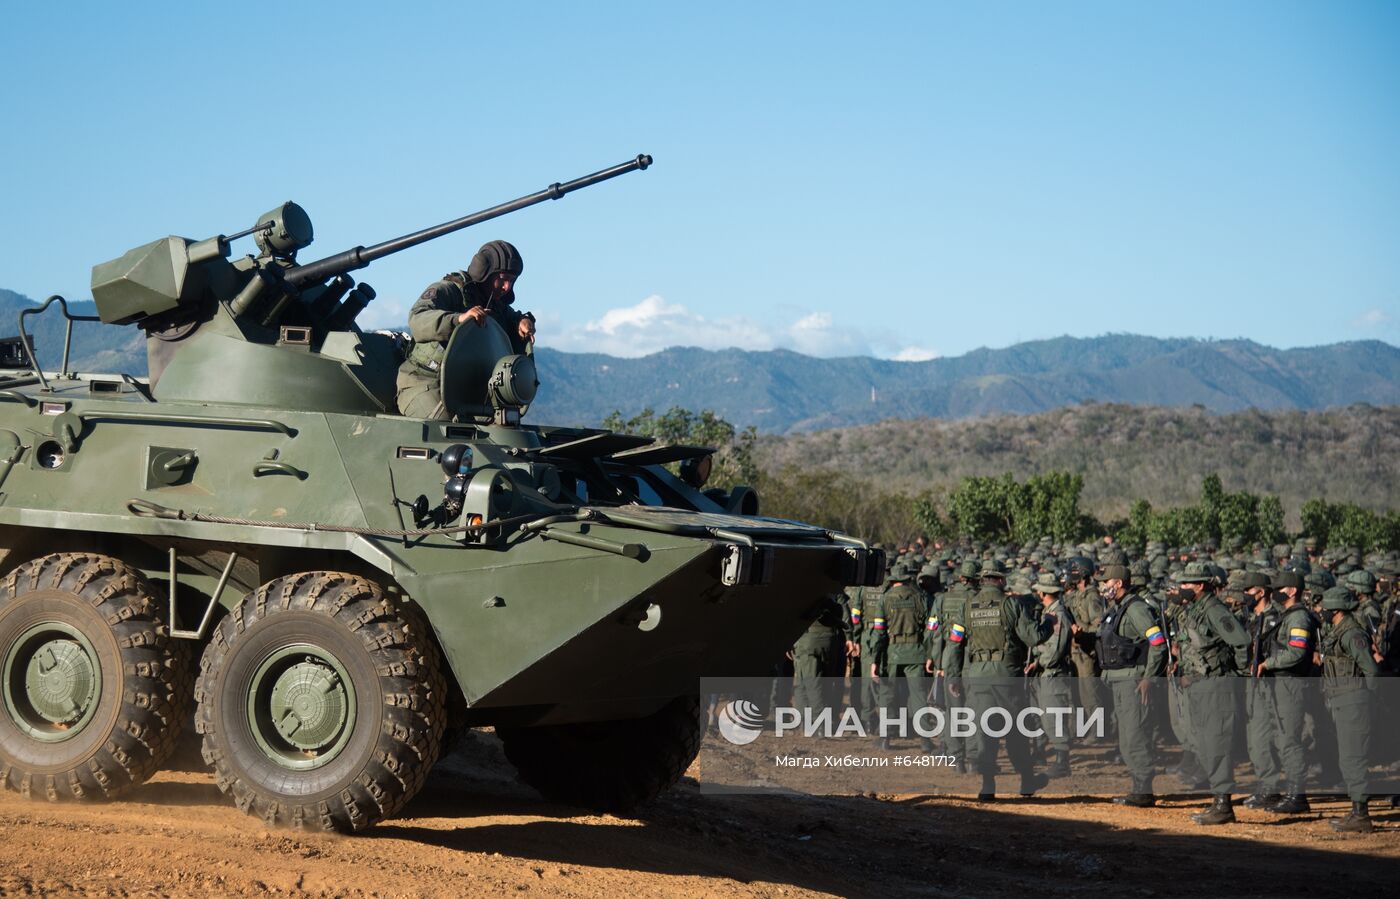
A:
466 240 524 284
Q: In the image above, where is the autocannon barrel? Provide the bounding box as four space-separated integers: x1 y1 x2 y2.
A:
283 154 652 288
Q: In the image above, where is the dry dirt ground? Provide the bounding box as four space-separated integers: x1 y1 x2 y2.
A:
0 732 1395 899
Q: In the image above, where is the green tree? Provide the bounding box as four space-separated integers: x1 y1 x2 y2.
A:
603 406 758 489
944 471 1086 543
1330 503 1382 553
1256 495 1286 547
1200 473 1225 540
1300 498 1342 548
1117 499 1154 551
1217 490 1260 546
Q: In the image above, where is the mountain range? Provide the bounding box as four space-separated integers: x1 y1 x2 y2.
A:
2 288 1396 433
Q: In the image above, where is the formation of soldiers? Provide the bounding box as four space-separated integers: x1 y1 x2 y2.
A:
786 535 1399 834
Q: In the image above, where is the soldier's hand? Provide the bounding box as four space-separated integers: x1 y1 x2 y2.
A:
457 307 488 327
784 650 793 661
1135 678 1151 705
925 659 935 674
846 640 860 658
1024 661 1038 675
869 663 880 683
518 317 536 342
1070 622 1080 635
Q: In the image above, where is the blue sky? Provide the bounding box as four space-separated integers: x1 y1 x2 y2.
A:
2 1 1396 359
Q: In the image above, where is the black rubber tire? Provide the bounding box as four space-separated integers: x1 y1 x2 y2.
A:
498 696 704 813
195 572 445 832
0 552 190 800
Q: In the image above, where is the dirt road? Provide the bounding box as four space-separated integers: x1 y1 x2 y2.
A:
0 732 1394 898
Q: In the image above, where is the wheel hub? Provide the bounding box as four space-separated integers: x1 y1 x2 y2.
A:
247 645 357 770
3 622 103 742
25 639 98 725
268 660 348 750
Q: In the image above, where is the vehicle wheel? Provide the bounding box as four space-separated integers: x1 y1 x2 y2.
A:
0 552 189 800
498 695 703 813
195 573 445 832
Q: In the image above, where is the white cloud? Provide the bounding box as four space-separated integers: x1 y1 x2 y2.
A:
545 295 770 357
786 311 873 357
534 295 918 360
892 346 939 362
1353 307 1392 330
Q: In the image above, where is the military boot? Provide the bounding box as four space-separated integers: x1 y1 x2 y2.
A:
875 735 891 752
1265 788 1311 815
977 774 997 802
1045 750 1070 779
1330 801 1373 834
1018 771 1050 798
1190 794 1236 826
1113 777 1157 808
1244 788 1283 810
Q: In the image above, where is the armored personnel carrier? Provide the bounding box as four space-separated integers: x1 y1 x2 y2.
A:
0 156 882 831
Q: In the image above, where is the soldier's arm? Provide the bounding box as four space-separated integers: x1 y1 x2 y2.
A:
843 588 864 643
941 607 965 677
1345 629 1382 677
925 598 945 664
1073 593 1105 635
1015 598 1053 649
1203 595 1252 648
407 283 461 343
1262 615 1311 672
1133 603 1169 676
865 595 888 664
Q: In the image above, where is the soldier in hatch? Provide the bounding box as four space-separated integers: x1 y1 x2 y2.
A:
396 240 537 419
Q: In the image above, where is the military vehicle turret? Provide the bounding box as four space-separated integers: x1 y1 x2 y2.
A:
0 156 883 831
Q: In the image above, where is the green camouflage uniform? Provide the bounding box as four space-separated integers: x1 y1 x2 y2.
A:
1258 600 1319 798
1322 609 1380 804
945 581 1053 791
395 241 531 419
1177 590 1250 795
1244 598 1284 796
1099 590 1169 788
1066 581 1109 735
1030 590 1075 753
792 595 849 714
866 583 933 740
